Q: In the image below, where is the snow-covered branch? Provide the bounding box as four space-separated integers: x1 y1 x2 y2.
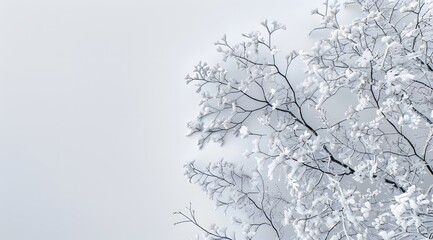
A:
179 0 433 239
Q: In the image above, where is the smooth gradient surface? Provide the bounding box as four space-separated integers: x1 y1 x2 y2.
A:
0 1 318 239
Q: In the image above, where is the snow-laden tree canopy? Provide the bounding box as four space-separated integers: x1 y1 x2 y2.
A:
175 0 433 239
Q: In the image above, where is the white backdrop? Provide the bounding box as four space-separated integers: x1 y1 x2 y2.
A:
0 0 318 239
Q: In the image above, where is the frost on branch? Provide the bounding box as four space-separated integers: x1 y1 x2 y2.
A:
177 0 433 239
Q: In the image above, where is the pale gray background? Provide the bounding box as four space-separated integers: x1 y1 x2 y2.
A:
0 0 317 239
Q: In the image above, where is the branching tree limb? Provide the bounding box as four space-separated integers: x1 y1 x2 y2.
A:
178 0 433 239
